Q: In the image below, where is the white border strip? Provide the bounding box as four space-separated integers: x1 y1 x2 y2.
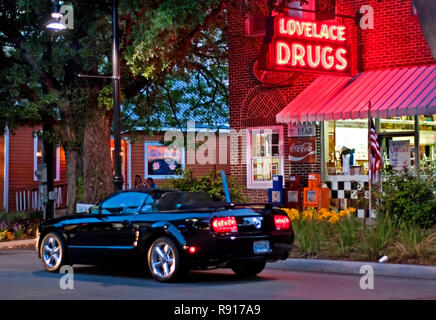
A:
127 138 132 189
3 127 9 211
33 133 38 181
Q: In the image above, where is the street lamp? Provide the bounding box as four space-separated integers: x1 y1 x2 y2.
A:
45 4 66 30
111 0 124 192
40 4 67 220
45 1 124 192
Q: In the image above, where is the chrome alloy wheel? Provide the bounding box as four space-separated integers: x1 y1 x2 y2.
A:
150 241 176 279
42 235 62 269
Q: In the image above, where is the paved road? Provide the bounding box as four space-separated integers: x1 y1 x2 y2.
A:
1 248 435 300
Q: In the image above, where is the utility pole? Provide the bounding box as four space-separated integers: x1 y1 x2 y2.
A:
112 0 124 192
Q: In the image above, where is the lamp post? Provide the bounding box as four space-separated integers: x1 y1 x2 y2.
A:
46 0 124 192
111 0 124 192
42 3 65 220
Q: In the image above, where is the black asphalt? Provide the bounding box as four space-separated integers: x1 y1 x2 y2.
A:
1 248 435 300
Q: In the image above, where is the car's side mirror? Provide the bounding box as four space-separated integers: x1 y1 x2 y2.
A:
89 206 101 215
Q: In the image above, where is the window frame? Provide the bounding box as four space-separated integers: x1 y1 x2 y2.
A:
33 133 60 182
144 141 186 180
246 126 284 189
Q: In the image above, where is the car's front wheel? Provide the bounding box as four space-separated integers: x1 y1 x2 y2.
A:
40 232 68 272
231 260 266 278
147 237 183 282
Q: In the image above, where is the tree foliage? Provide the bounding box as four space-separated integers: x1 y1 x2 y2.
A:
0 0 307 209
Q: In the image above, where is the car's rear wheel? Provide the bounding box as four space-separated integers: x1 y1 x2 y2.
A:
231 260 266 278
147 237 183 282
40 232 67 272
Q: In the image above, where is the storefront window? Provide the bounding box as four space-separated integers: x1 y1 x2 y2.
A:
326 120 368 176
324 115 436 176
247 127 284 188
418 115 436 166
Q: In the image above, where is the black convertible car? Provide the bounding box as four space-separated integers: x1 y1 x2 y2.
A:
35 189 294 282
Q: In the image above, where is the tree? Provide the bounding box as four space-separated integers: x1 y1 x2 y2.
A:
0 0 236 212
1 1 119 213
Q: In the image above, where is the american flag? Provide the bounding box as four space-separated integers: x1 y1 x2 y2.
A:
369 118 382 182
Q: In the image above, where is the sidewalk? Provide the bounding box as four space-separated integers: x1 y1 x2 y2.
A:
267 258 436 280
0 238 35 250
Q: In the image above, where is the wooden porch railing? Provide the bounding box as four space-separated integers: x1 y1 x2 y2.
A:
10 183 68 212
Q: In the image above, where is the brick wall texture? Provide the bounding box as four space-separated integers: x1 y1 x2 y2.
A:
227 0 435 201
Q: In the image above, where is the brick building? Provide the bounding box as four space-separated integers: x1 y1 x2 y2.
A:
227 0 436 210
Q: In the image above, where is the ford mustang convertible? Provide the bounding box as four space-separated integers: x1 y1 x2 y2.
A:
35 189 294 282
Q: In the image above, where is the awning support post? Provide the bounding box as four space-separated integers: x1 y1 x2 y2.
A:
414 115 420 176
367 102 372 226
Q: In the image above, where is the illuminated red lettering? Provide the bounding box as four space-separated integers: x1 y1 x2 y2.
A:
337 26 346 41
328 26 338 41
287 19 296 35
303 22 312 37
319 24 329 40
276 41 291 64
307 45 321 68
292 43 306 67
279 18 287 34
335 48 348 70
321 46 334 69
296 21 304 36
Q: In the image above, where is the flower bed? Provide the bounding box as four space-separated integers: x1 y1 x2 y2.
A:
282 208 436 266
0 211 42 242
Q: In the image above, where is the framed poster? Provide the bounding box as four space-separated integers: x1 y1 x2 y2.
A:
389 140 411 170
145 142 185 178
289 137 316 163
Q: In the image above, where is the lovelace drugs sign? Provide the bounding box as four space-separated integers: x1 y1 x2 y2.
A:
262 16 353 75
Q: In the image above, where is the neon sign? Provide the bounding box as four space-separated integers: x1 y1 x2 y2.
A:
263 16 352 75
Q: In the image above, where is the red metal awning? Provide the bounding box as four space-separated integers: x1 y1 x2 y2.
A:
276 65 436 123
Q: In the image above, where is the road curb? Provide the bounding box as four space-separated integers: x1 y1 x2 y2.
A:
267 258 436 280
0 239 35 250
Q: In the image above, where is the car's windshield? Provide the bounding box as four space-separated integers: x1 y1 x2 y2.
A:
101 192 155 214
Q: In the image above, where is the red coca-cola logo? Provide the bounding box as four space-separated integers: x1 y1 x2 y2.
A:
289 138 316 163
290 142 313 153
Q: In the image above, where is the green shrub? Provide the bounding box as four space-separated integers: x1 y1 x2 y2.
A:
389 223 436 262
0 211 43 223
169 168 247 203
292 218 327 257
362 214 394 260
335 216 363 256
374 166 436 229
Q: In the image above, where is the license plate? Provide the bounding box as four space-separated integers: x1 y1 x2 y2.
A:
253 240 270 254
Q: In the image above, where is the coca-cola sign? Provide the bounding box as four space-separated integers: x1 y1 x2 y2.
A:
289 138 316 163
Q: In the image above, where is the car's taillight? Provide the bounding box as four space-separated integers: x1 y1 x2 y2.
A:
212 217 238 233
274 215 290 231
